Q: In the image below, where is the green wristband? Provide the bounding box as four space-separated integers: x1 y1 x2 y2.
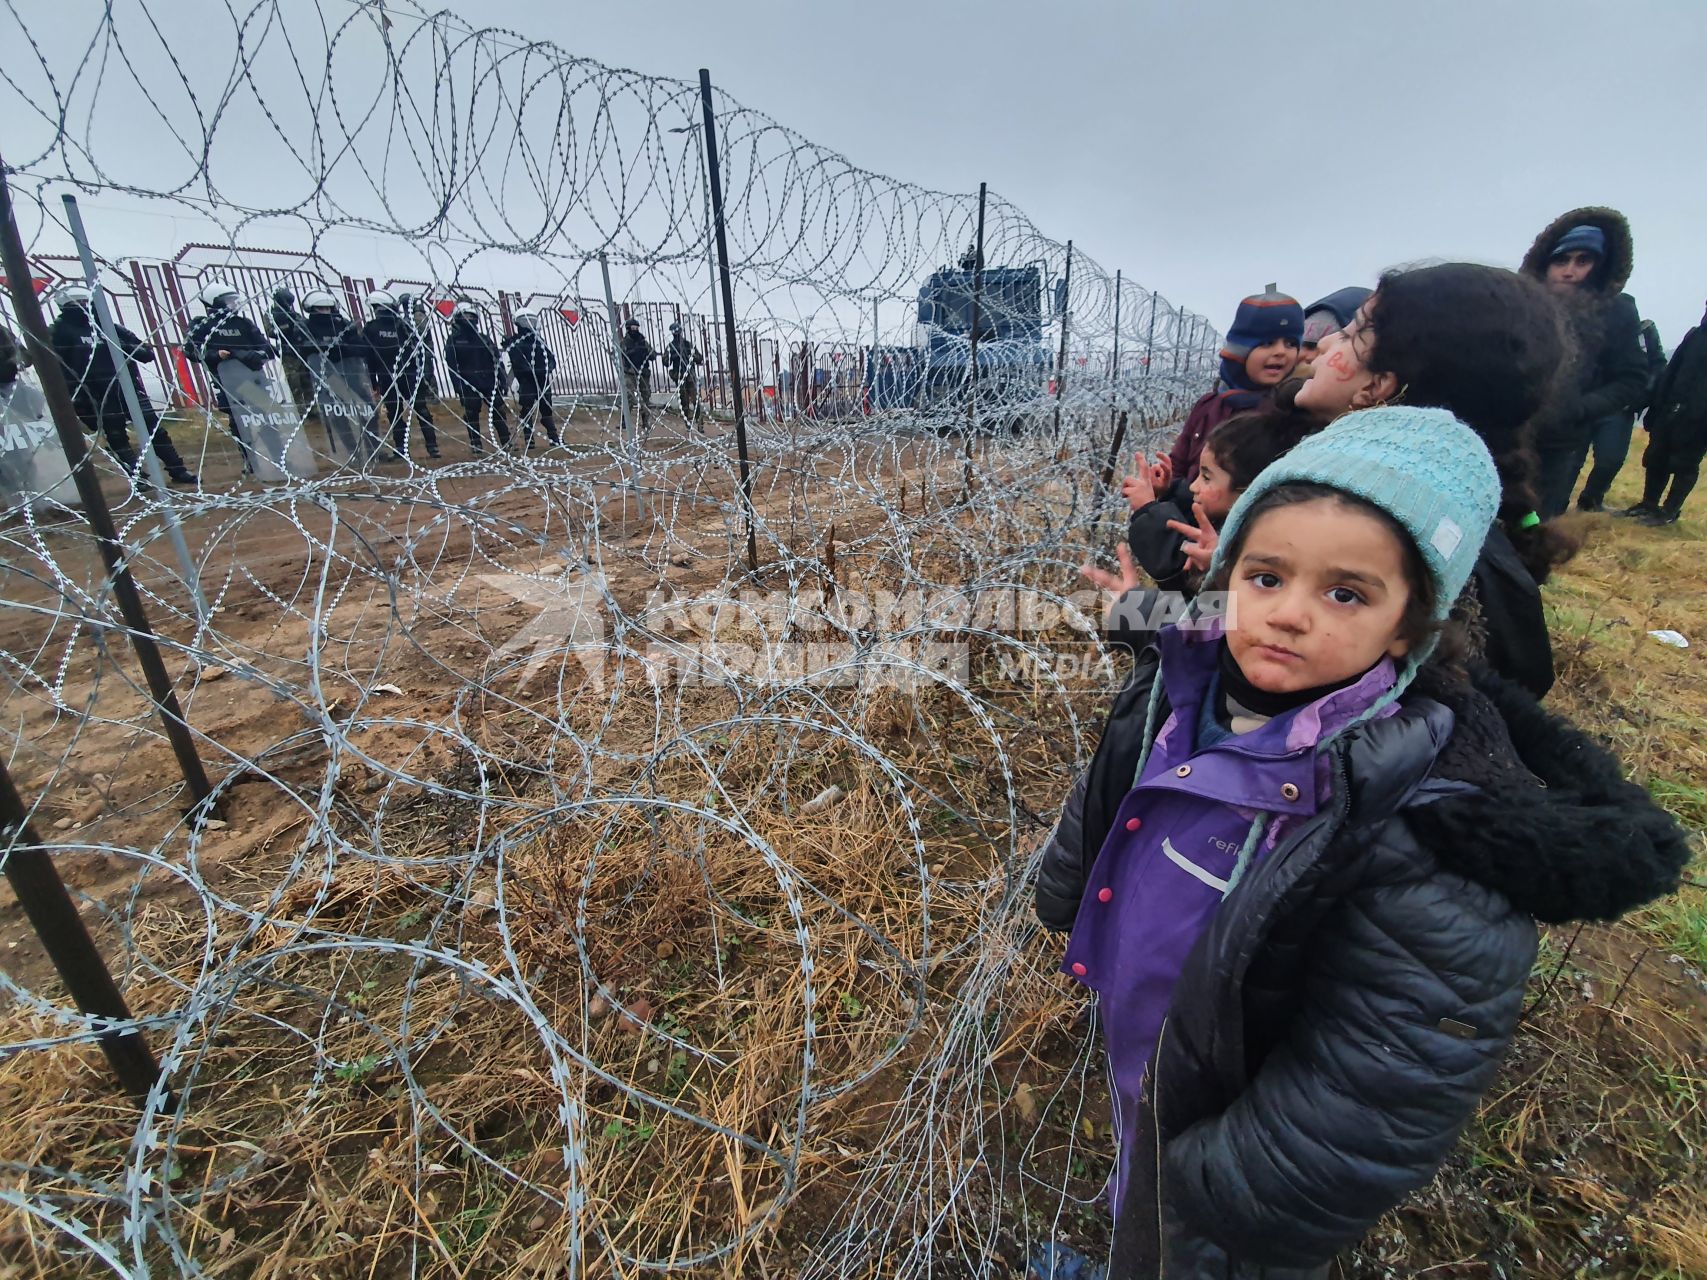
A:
1520 511 1541 529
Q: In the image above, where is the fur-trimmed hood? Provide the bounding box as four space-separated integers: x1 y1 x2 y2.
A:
1520 206 1634 296
1404 666 1688 924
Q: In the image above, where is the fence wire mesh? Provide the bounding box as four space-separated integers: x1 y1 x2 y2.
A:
0 2 1221 1274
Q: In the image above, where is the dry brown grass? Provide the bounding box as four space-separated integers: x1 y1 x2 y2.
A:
3 452 1705 1278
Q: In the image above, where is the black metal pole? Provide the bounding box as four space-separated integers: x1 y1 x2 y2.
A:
1142 289 1160 427
0 156 214 816
1 755 164 1104
697 70 759 574
1144 290 1159 371
1050 240 1072 440
963 182 987 486
1109 269 1123 436
1097 409 1130 505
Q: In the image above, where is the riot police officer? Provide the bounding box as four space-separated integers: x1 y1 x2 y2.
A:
443 302 510 452
185 280 276 473
47 285 197 487
501 313 559 450
267 286 316 416
363 289 440 460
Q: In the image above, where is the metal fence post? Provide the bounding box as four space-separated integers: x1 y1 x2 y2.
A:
965 181 987 440
1109 270 1123 437
0 157 213 818
699 68 760 573
1 754 164 1104
62 195 209 626
1050 240 1072 440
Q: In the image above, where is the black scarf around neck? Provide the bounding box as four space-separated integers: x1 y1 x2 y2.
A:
1215 640 1367 722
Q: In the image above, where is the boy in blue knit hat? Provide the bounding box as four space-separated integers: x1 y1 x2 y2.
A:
1162 284 1303 485
1034 404 1687 1278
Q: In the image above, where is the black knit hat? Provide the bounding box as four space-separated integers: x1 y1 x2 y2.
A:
1220 284 1304 360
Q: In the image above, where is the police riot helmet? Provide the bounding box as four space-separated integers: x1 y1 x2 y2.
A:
57 284 92 309
367 289 397 310
514 312 536 329
273 286 295 305
200 281 241 309
302 290 339 311
452 300 479 317
670 322 682 334
625 318 641 330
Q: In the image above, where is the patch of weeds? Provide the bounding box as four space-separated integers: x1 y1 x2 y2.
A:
334 1054 382 1084
1544 596 1618 654
839 992 864 1019
1646 776 1707 831
600 1117 657 1150
1637 883 1707 971
1644 1057 1703 1109
664 1051 691 1095
928 806 961 835
437 1166 507 1259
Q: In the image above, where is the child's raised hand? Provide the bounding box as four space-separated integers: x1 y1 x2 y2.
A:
1121 451 1158 511
1080 542 1143 607
1151 453 1173 493
1166 502 1219 574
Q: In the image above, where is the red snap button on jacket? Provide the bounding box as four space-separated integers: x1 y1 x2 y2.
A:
1071 962 1087 977
1125 817 1141 832
1097 887 1113 903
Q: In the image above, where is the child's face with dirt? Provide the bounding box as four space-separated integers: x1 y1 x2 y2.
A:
1226 497 1414 693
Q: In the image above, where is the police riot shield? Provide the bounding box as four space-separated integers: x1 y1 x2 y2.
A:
310 354 384 467
0 379 80 514
215 359 317 482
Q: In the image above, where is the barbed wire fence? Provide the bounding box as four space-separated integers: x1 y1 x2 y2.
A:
0 2 1222 1274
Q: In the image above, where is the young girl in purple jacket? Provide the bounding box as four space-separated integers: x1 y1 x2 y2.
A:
1035 406 1686 1278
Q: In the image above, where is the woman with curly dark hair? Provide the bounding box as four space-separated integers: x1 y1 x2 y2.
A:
1098 262 1573 698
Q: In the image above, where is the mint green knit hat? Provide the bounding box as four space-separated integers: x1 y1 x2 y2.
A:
1208 405 1500 644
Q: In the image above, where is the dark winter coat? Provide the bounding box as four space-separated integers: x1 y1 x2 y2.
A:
1645 318 1707 452
0 323 25 385
184 307 274 371
1168 389 1265 485
47 305 155 422
1638 319 1667 413
296 310 368 366
620 328 654 376
1520 207 1649 450
1465 524 1554 700
444 317 506 396
268 300 312 364
1126 479 1197 595
1035 650 1687 1278
501 328 557 392
362 307 431 387
664 333 701 379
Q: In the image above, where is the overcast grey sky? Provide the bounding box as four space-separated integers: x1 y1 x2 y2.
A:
450 0 1707 345
4 0 1704 347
